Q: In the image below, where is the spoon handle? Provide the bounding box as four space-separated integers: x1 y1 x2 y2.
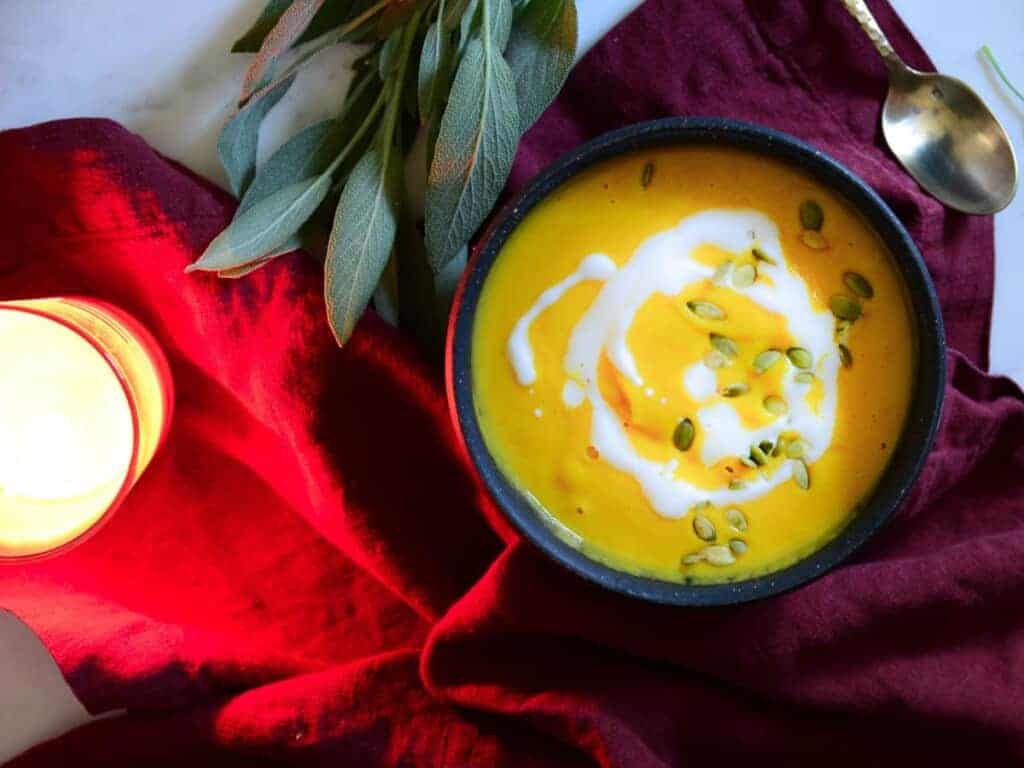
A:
841 0 906 74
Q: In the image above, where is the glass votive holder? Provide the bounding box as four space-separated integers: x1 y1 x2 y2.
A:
0 297 173 561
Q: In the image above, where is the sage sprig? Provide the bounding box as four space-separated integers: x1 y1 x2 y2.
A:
190 0 579 349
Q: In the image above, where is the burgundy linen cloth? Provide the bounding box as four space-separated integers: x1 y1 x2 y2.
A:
2 0 1022 764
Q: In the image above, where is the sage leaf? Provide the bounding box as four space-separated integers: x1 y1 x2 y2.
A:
505 0 577 131
219 75 294 197
490 0 513 50
238 119 345 214
444 0 473 28
326 148 401 344
216 236 301 278
241 0 327 103
458 0 510 51
373 253 400 326
379 26 403 80
418 5 455 121
232 0 368 52
232 0 294 53
425 36 519 270
189 173 331 272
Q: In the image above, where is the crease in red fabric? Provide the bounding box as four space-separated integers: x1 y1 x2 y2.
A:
2 0 1022 765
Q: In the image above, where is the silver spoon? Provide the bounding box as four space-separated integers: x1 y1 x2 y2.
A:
843 0 1018 214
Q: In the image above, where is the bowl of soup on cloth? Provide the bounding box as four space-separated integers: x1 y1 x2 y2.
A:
448 118 945 605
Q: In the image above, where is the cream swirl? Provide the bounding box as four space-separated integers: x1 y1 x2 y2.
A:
507 210 838 518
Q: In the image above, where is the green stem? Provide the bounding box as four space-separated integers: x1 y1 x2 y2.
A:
379 9 425 156
326 88 388 176
981 45 1024 104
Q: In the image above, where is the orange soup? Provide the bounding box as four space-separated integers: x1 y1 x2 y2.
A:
471 146 914 582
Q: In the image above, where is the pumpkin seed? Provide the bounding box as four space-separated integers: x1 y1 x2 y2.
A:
752 247 776 265
801 230 828 250
681 552 705 566
835 319 852 342
792 458 810 490
711 260 733 286
641 161 655 188
704 349 728 369
725 508 747 531
732 263 757 288
750 443 768 466
721 382 749 397
739 456 757 468
843 271 874 299
839 343 853 368
691 499 712 511
799 199 824 231
710 333 739 358
673 418 695 452
703 545 736 566
794 371 815 384
785 439 807 459
759 440 774 454
753 349 782 374
692 514 716 541
687 300 726 321
786 347 813 369
763 394 788 415
729 479 746 491
830 294 862 321
772 436 789 457
729 538 748 555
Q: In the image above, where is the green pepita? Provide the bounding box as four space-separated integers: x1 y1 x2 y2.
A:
703 545 736 566
785 439 807 459
673 418 695 452
720 382 749 398
843 271 874 299
794 371 815 384
772 436 789 457
801 230 828 250
739 456 757 469
792 458 810 490
710 333 739 358
732 263 757 288
725 507 747 531
799 199 824 231
729 479 746 491
753 349 782 374
763 394 788 415
839 343 853 368
729 538 748 555
830 294 862 321
687 300 726 321
711 260 733 286
786 347 813 369
681 552 705 566
641 161 655 188
692 514 716 541
750 444 768 466
704 349 728 369
759 440 774 454
752 247 776 265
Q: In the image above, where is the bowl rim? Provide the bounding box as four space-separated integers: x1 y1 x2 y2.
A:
448 116 946 606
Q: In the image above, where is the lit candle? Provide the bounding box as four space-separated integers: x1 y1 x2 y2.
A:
0 298 172 560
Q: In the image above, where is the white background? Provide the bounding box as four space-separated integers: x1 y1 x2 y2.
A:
0 0 1021 761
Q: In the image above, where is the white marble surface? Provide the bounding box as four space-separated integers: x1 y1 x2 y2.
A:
0 0 1021 761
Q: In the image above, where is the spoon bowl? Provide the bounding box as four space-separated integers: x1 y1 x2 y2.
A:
883 68 1018 214
844 0 1018 214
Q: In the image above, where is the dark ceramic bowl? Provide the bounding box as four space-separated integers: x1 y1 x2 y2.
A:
447 117 945 606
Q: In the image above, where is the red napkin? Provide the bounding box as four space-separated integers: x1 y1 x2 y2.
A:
3 0 1023 764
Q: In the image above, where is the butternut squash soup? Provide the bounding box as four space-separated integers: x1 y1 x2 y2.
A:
471 146 915 583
